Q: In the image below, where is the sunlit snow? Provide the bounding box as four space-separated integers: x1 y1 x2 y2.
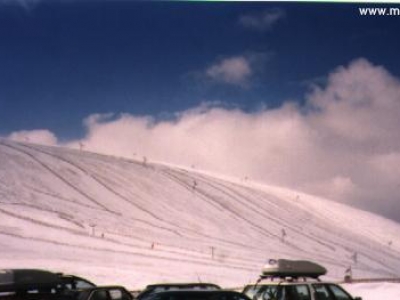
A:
0 140 399 300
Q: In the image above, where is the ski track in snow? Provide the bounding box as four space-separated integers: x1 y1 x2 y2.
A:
1 140 400 289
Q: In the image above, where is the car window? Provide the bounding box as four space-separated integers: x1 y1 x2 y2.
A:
231 294 251 300
209 293 249 300
251 286 279 300
89 290 109 300
77 290 91 300
151 292 249 300
75 279 96 290
276 286 310 300
312 285 334 300
107 289 132 300
327 285 353 300
243 285 261 299
282 285 311 300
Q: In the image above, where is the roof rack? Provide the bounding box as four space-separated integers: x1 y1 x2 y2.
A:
258 259 327 282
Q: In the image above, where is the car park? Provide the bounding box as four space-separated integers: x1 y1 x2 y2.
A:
242 259 362 300
136 283 221 300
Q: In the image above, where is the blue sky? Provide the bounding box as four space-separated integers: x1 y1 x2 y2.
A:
3 1 400 221
1 1 399 139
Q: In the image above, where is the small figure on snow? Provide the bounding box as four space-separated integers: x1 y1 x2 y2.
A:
351 251 358 264
281 228 287 242
344 265 352 283
192 179 198 191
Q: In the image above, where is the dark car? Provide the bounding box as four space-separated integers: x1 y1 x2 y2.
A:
136 283 221 300
0 269 62 295
141 290 250 300
0 269 97 300
0 285 131 300
75 286 133 300
243 282 361 300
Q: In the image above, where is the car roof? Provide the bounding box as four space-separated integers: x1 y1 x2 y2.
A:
244 280 336 287
78 285 130 292
153 290 237 293
145 283 221 289
136 283 222 300
150 290 249 297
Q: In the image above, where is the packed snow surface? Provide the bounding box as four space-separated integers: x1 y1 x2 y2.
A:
0 140 399 300
344 282 400 300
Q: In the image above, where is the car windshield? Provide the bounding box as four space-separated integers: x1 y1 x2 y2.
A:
139 285 221 300
152 285 220 292
151 292 248 300
244 284 314 300
62 277 96 290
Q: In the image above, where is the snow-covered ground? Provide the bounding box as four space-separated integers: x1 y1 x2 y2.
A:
0 140 399 300
344 282 400 300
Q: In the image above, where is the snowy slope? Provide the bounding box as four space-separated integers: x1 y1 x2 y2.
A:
0 140 399 290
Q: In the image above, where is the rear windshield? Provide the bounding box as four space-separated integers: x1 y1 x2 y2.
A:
243 285 311 300
153 292 248 300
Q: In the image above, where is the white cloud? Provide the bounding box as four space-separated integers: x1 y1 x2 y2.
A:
239 8 285 31
206 56 252 86
6 58 400 222
308 58 400 145
7 129 58 146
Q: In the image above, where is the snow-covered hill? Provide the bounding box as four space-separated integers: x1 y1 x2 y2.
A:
0 139 399 290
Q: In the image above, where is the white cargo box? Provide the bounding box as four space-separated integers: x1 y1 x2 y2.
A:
261 259 327 279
